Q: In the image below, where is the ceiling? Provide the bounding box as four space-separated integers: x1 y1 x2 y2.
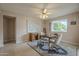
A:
0 3 79 19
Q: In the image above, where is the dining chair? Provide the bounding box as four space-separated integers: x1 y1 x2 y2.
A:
50 33 62 44
49 34 67 55
56 34 62 45
49 33 63 49
37 34 49 49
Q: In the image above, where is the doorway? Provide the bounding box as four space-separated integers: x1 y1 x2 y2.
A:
3 15 16 44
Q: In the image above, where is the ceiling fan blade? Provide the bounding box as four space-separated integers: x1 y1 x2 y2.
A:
46 12 51 14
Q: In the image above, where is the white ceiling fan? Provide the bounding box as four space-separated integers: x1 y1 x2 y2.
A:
40 8 51 19
32 4 64 19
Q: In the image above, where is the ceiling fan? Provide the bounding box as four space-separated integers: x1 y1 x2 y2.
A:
31 4 61 19
40 9 51 19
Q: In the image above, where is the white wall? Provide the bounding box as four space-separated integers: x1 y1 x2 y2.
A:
0 13 3 47
16 16 27 43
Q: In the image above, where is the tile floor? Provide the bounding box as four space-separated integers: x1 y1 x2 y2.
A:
0 41 79 56
0 42 40 56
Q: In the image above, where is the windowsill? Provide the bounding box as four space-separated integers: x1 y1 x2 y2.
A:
51 31 67 33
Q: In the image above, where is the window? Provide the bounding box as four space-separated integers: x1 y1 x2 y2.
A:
28 18 41 33
51 19 67 32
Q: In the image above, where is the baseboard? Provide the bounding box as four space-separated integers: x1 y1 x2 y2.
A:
61 40 79 46
16 40 28 45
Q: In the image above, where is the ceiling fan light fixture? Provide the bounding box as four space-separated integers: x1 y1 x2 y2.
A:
40 9 49 19
42 14 48 19
42 15 45 19
43 9 47 13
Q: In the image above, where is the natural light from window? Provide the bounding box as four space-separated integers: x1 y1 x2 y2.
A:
51 19 67 32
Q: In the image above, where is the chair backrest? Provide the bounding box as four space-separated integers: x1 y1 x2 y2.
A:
41 32 45 35
55 34 62 45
